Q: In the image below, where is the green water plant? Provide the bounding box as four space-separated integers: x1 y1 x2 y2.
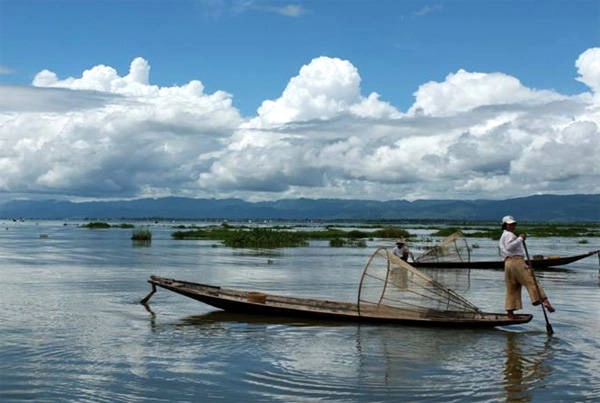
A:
114 223 135 229
132 228 152 242
374 227 411 239
224 228 308 248
81 221 111 229
171 225 411 248
329 238 367 248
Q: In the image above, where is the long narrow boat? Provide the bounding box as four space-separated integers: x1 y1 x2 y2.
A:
142 275 532 328
412 249 599 270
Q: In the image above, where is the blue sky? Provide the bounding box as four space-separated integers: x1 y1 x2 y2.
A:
2 0 597 115
0 0 599 202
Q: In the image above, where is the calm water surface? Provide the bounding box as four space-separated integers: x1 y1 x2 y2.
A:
1 221 599 402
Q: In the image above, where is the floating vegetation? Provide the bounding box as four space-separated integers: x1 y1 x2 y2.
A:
224 228 308 248
81 222 111 229
113 223 135 229
171 224 411 249
329 238 367 248
372 227 411 239
132 228 152 242
301 229 364 239
329 238 345 247
172 227 307 248
81 222 135 229
172 226 233 240
170 220 600 249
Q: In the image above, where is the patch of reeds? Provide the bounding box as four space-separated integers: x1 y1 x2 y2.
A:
114 223 135 229
225 228 308 248
172 227 307 248
373 227 411 239
171 226 233 240
329 238 367 248
171 225 411 249
131 228 152 242
81 221 111 229
81 222 135 229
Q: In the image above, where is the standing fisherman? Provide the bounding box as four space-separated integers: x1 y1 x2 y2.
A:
499 215 555 318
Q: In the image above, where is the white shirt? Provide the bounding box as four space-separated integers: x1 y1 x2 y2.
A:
393 244 411 260
499 229 525 258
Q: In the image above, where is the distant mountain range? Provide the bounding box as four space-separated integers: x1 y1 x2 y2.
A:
0 194 598 222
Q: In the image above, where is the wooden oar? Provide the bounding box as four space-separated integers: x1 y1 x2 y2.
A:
140 284 157 305
523 241 554 335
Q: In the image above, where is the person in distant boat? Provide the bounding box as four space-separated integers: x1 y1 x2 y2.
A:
499 215 555 318
393 239 414 262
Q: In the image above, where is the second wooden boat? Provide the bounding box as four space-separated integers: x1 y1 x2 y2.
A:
412 232 598 269
413 249 600 269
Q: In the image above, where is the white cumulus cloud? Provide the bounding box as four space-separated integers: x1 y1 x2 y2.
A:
1 48 599 202
576 47 600 94
251 56 400 127
0 57 242 199
408 69 565 117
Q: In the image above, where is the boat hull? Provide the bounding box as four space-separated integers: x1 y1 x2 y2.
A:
413 249 599 270
146 276 533 328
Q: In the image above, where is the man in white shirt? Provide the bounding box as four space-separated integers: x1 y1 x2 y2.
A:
392 239 414 262
499 215 555 318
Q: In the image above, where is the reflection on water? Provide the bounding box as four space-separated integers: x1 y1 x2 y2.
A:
503 332 555 402
0 221 599 402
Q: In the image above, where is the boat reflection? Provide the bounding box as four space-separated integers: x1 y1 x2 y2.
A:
177 310 350 327
144 307 561 400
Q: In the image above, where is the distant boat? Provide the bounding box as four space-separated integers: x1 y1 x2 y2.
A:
412 249 600 270
412 231 599 270
141 248 533 328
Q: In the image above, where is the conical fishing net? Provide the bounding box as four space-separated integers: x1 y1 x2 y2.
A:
415 231 471 263
358 247 480 316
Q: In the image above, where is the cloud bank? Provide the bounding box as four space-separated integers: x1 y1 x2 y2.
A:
1 49 599 202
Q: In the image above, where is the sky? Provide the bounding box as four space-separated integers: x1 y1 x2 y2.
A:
0 0 599 203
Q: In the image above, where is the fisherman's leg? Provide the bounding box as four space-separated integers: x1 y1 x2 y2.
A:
505 262 523 314
521 265 555 312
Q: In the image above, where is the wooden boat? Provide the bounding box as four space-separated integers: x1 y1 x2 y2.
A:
142 275 532 328
412 249 599 270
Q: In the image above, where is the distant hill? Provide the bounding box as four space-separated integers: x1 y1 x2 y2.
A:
0 194 598 222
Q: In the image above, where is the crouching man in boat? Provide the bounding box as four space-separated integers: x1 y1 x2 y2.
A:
393 238 414 262
499 215 555 318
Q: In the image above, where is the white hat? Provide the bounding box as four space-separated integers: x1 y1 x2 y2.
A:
396 238 405 244
502 215 516 224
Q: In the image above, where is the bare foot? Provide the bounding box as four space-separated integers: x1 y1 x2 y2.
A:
543 300 555 313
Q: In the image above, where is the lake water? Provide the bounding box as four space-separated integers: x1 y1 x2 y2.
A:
1 221 599 402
